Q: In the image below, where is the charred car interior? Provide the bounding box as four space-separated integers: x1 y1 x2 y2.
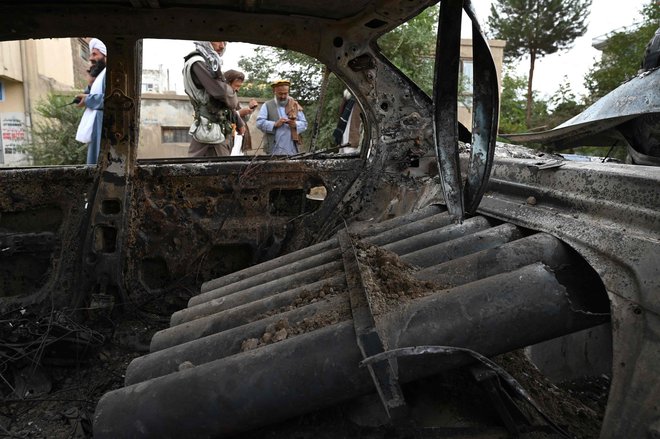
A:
0 0 658 438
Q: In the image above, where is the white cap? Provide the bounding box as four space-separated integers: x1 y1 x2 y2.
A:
89 38 107 56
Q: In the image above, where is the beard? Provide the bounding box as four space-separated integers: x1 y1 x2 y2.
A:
277 97 288 107
89 60 106 77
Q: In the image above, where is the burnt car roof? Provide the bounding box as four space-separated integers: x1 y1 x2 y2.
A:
0 0 433 48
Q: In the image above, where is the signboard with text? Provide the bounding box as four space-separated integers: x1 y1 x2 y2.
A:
0 112 28 165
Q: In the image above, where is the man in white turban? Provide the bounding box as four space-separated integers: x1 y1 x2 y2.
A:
75 38 107 164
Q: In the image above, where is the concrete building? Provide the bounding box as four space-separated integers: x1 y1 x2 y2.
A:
142 65 175 94
0 38 89 166
458 38 506 128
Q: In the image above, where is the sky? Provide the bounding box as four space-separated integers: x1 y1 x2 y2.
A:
470 0 651 99
143 0 652 99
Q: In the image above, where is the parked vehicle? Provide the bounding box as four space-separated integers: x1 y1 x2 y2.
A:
0 1 657 438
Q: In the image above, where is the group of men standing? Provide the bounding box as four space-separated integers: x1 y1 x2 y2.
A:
183 40 308 157
74 38 351 162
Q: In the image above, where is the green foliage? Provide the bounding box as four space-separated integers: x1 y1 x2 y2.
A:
488 0 591 127
378 5 438 95
545 76 586 128
488 0 592 62
499 69 529 134
499 69 584 135
20 93 87 165
584 1 660 101
238 46 324 106
309 73 346 152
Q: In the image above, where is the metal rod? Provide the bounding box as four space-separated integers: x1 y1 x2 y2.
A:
348 204 446 237
190 248 342 307
199 238 338 294
125 294 349 385
381 216 491 255
416 232 570 286
190 211 454 310
400 223 523 268
174 261 343 325
152 274 346 351
193 211 451 308
94 264 609 438
128 233 572 386
363 211 453 246
198 206 447 298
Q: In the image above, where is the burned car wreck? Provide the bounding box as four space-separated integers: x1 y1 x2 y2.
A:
0 0 658 438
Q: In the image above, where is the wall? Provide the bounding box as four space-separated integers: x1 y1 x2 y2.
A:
0 41 23 82
139 93 192 158
36 38 75 89
0 80 25 113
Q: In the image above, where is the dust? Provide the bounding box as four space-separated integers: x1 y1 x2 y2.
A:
240 287 351 352
240 241 439 351
353 240 437 317
0 309 165 438
493 350 608 439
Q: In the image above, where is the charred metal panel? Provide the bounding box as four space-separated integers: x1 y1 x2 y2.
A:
476 157 660 439
1 1 656 438
123 159 364 304
0 167 94 308
75 37 140 310
503 68 660 151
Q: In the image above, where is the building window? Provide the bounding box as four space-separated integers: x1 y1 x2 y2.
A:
78 38 89 60
0 81 4 102
162 127 191 144
460 60 474 107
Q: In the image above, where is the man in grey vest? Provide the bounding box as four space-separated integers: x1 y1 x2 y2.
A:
256 79 307 155
183 41 240 157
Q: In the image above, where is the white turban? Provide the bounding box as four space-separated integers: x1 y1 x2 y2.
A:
89 38 107 56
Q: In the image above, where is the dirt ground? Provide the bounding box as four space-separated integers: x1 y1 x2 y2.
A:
0 244 610 438
0 310 163 438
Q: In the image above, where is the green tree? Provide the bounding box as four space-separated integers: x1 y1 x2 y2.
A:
499 69 528 134
545 76 585 128
378 5 438 95
20 93 87 165
488 0 591 128
499 67 565 136
238 46 324 107
584 1 660 102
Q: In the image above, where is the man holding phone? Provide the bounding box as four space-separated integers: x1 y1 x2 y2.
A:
256 79 307 155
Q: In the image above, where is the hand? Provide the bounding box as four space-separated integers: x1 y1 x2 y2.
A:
274 117 289 128
76 94 87 107
286 118 297 127
238 126 246 135
238 107 252 117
